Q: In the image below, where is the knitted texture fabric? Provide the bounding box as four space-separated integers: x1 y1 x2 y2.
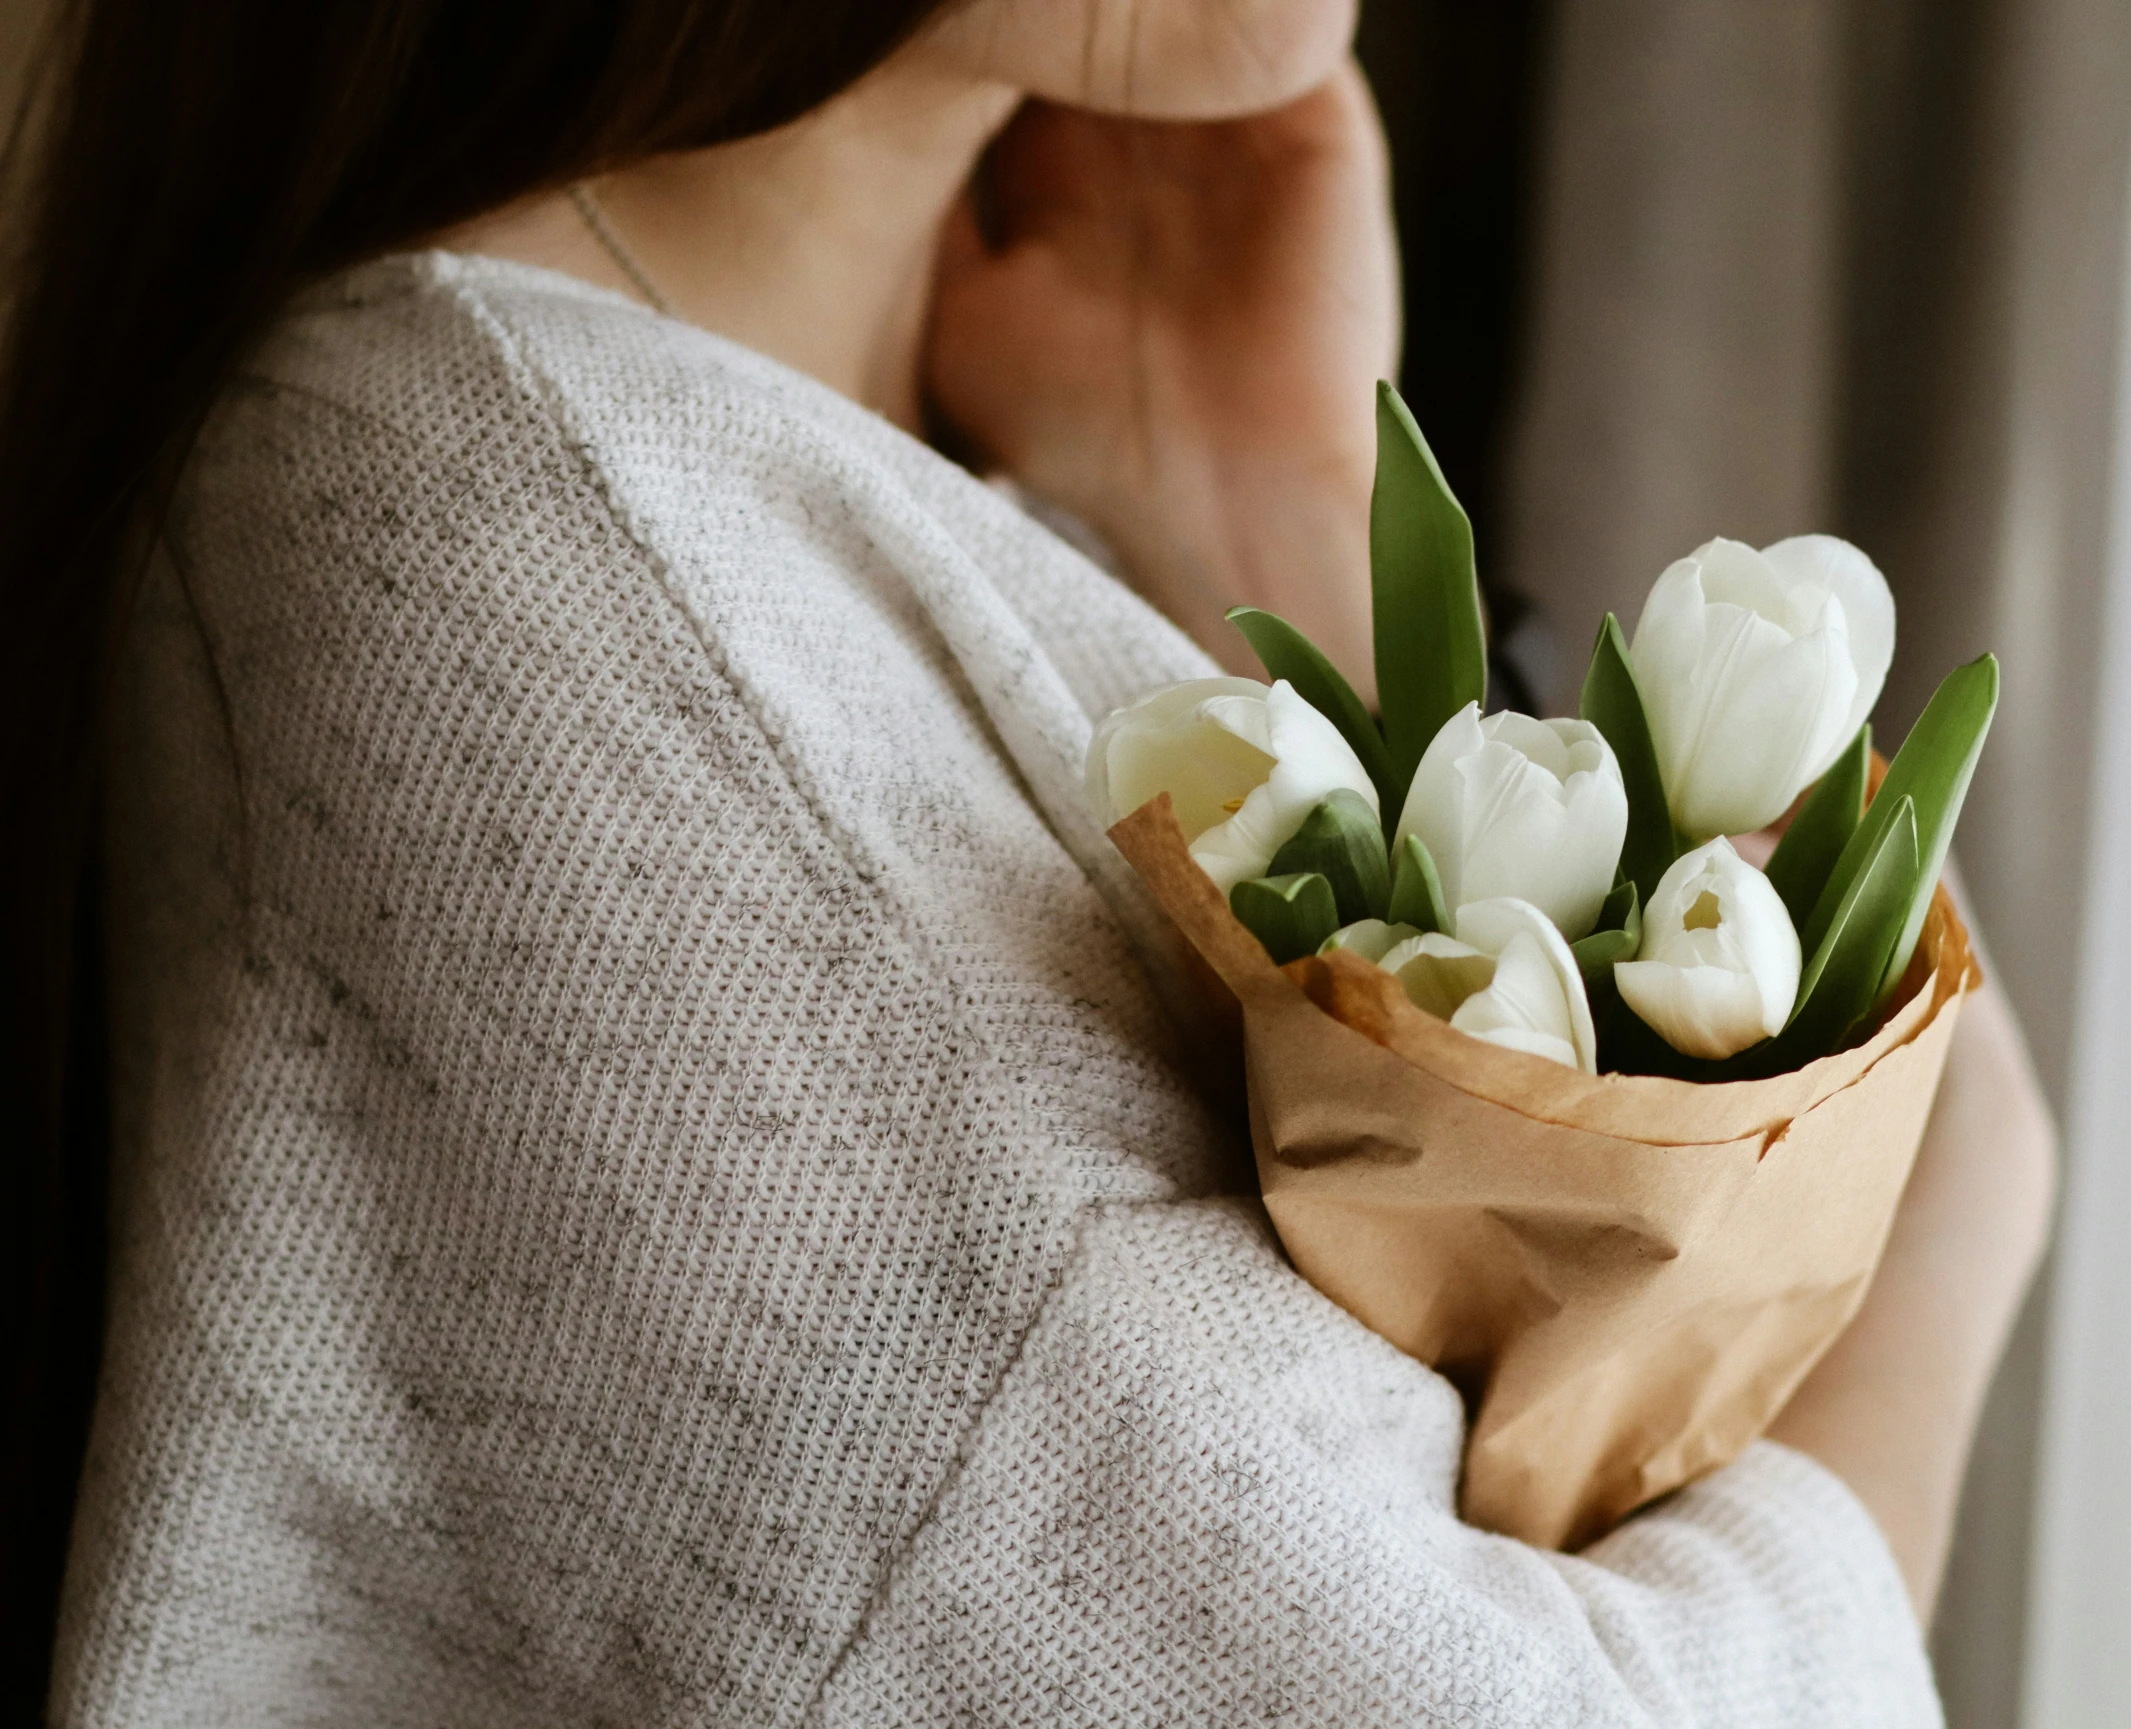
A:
55 254 1942 1727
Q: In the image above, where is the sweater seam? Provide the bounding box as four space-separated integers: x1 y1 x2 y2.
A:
802 1202 1106 1724
427 270 967 998
428 265 1110 1708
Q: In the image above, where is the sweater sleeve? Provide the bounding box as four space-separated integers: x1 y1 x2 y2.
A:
817 1199 1941 1729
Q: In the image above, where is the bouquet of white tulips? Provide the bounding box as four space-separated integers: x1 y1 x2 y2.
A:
1090 384 1988 1549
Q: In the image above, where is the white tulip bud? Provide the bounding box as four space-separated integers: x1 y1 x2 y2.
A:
1376 897 1597 1072
1087 677 1380 895
1393 703 1628 940
1631 534 1895 839
1615 838 1801 1060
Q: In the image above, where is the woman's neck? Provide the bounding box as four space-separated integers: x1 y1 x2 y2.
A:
439 60 1018 432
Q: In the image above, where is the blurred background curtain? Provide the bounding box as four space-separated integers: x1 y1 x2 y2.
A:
1361 1 2131 1723
3 0 2127 1721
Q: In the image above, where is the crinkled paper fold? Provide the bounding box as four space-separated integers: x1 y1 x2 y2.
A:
1109 794 1978 1550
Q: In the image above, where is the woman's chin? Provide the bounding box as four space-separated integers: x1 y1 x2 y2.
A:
933 0 1359 122
1118 0 1361 119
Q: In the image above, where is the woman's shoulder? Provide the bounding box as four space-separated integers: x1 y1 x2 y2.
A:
200 248 913 557
235 247 965 534
202 249 1214 719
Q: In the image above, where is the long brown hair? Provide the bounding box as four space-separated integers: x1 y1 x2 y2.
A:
0 0 952 1698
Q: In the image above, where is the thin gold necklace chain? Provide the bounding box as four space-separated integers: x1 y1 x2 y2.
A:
568 181 678 318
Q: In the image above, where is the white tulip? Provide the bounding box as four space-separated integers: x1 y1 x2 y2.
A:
1615 838 1801 1060
1376 897 1597 1073
1086 677 1380 895
1631 534 1895 839
1393 702 1628 940
1322 919 1424 962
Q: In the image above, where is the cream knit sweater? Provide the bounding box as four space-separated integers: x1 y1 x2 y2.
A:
54 254 1942 1727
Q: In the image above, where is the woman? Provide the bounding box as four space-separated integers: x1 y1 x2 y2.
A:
0 0 2055 1721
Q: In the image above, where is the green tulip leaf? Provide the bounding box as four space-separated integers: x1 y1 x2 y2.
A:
1370 381 1485 789
1799 656 1997 998
1781 794 1920 1061
1598 874 1642 939
1266 790 1393 926
1226 605 1405 821
1571 925 1639 987
1230 872 1342 966
1570 878 1642 987
1765 723 1870 927
1387 832 1451 935
1578 612 1680 904
1874 656 1997 1007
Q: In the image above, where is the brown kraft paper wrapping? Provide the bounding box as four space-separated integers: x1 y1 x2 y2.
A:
1109 794 1979 1551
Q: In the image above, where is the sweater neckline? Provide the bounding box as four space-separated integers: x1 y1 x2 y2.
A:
309 248 904 438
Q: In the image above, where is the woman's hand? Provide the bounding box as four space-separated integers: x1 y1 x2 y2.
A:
1767 960 2057 1618
924 63 1400 699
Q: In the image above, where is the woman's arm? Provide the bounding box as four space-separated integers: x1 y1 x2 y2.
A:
1767 974 2057 1618
821 1198 1944 1727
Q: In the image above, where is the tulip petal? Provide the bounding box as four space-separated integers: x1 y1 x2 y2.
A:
1190 782 1292 894
1369 899 1597 1071
1451 932 1574 1053
1763 535 1895 762
1455 899 1599 1072
1695 535 1820 629
1186 679 1380 894
1676 606 1854 837
1321 919 1424 962
1086 677 1275 836
1449 742 1561 904
1262 680 1382 821
1615 960 1773 1061
1631 537 1888 839
1382 932 1495 1020
1454 730 1624 938
1482 710 1579 778
1458 1022 1583 1070
1620 837 1801 1058
1393 700 1485 889
1394 703 1627 937
1703 616 1857 832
